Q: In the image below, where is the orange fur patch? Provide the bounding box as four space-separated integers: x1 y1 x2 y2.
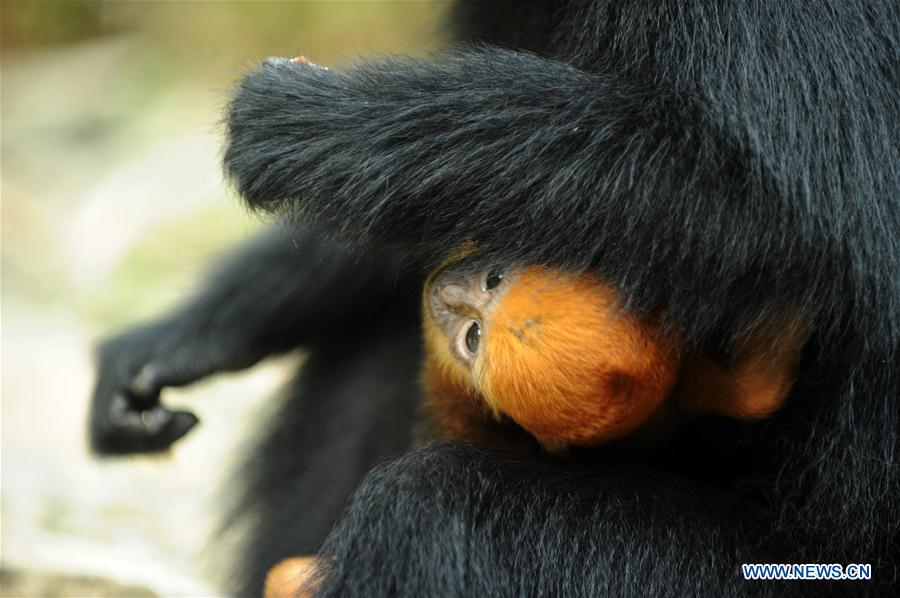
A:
675 318 808 420
264 556 318 598
479 267 682 446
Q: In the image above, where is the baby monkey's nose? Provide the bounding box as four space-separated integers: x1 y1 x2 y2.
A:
440 284 469 308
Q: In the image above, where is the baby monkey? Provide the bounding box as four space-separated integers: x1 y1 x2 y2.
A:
421 256 808 453
264 257 809 596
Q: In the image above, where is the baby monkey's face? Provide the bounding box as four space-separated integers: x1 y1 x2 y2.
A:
422 260 681 448
426 263 510 368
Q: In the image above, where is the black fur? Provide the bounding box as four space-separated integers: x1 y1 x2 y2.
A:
312 442 783 597
89 228 415 454
91 0 898 595
219 298 422 593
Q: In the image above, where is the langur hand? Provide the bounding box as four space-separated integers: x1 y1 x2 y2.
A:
89 325 201 455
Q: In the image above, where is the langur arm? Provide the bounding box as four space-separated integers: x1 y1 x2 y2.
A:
224 48 820 346
90 226 406 454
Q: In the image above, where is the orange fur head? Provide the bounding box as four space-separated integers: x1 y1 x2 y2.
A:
476 267 681 446
422 263 682 448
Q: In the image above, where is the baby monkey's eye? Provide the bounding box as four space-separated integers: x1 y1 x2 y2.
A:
464 321 481 355
484 267 505 291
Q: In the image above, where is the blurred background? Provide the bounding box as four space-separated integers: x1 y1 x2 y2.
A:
1 2 446 595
